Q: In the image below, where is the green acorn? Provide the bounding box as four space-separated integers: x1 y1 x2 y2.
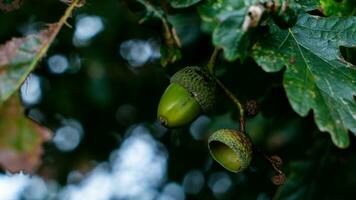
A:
208 129 252 173
157 66 217 128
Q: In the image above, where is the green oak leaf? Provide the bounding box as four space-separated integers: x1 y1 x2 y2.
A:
198 0 256 60
320 0 356 17
295 0 320 11
213 15 251 61
169 0 202 8
252 13 356 148
198 0 250 33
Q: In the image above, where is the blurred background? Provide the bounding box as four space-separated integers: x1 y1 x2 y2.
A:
0 0 356 199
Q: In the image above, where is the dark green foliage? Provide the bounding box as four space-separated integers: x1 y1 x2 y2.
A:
0 0 355 199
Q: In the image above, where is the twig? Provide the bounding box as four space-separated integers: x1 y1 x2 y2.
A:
206 48 246 132
137 0 181 48
12 0 82 103
214 78 246 132
207 47 220 73
254 146 286 185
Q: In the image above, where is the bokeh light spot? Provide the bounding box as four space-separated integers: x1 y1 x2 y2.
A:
119 39 160 68
20 74 42 106
73 15 104 47
53 119 84 152
47 54 69 74
208 172 232 194
182 170 205 194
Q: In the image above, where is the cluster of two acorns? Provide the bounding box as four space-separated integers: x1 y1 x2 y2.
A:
157 66 252 173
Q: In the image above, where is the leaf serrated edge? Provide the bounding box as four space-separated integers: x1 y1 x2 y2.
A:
285 28 352 148
0 0 82 105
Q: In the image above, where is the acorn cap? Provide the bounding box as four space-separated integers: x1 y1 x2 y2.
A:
171 66 217 112
208 129 252 173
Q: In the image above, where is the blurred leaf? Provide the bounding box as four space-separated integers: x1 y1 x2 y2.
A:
207 112 239 133
0 24 58 104
198 0 249 33
0 0 22 12
167 13 201 47
252 13 356 148
160 44 182 67
295 0 320 11
0 0 82 105
213 15 251 61
274 161 317 200
198 0 255 60
169 0 202 8
246 114 274 145
136 0 165 23
321 0 356 16
137 0 182 67
0 96 51 173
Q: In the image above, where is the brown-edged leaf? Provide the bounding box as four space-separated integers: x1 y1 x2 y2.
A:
0 23 59 105
0 96 51 173
0 0 83 105
0 0 22 12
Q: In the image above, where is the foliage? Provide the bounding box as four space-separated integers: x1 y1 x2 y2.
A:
320 0 356 16
252 14 356 148
0 24 59 104
0 95 50 173
0 0 81 104
169 0 202 8
0 0 80 172
0 0 355 199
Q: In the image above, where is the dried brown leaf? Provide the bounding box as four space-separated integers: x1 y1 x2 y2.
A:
0 0 22 12
0 96 51 173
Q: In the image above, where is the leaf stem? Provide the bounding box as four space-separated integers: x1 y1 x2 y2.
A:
31 0 81 71
4 0 82 105
214 78 246 132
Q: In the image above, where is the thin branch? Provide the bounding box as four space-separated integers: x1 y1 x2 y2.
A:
214 77 246 132
206 48 245 132
207 47 220 73
254 146 286 185
137 0 181 48
14 0 82 102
